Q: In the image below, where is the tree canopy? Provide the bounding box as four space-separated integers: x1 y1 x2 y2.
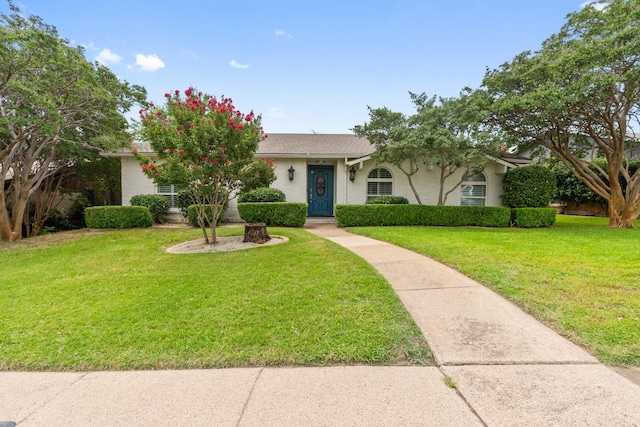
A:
482 0 640 227
0 1 146 241
135 88 273 244
353 90 497 205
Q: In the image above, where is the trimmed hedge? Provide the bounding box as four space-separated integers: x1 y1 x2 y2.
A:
511 208 556 228
238 188 286 203
186 204 224 227
85 206 153 229
238 202 307 227
129 194 170 223
335 205 511 227
502 165 556 208
365 196 410 205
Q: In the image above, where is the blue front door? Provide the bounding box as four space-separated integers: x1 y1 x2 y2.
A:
307 165 334 216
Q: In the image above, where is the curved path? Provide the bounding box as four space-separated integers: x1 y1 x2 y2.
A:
1 223 639 426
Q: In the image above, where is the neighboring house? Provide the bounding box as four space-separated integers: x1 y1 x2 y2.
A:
111 134 530 222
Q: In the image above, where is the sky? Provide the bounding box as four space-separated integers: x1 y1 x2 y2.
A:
7 0 604 134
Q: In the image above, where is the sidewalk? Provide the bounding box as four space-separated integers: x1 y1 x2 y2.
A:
2 224 639 426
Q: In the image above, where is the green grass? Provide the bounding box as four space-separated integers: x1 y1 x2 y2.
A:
347 215 640 367
0 227 432 371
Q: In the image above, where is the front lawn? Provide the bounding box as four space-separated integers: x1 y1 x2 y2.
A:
0 227 432 370
347 215 640 367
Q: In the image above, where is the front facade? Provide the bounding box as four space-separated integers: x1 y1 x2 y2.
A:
115 134 529 221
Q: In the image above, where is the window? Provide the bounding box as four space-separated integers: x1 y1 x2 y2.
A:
367 167 393 198
460 171 486 206
157 185 179 208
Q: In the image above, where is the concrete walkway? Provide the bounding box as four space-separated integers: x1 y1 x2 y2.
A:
2 224 640 426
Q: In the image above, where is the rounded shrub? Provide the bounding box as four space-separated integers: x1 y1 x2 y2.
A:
85 206 153 229
502 165 556 208
365 196 410 205
129 194 170 223
238 188 286 203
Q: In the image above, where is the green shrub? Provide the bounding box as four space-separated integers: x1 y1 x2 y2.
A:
68 194 91 229
85 206 153 229
468 206 513 227
365 196 410 205
177 189 228 219
238 188 286 203
186 204 225 227
43 208 72 233
335 205 511 227
553 157 640 206
129 194 170 223
238 202 307 227
511 208 557 228
502 166 556 208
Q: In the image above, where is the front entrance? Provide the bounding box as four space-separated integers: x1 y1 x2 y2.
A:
307 165 334 216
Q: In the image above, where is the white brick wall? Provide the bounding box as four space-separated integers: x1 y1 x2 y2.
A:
120 156 509 222
121 157 156 206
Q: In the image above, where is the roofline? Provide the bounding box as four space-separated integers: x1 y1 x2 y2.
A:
345 155 372 166
486 155 526 169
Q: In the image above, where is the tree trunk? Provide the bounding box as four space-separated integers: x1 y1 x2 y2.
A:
243 223 270 244
607 198 639 228
0 204 14 242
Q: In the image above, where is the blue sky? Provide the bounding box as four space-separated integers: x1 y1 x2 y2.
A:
9 1 601 134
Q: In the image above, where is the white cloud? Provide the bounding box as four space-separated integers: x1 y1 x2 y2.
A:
230 60 249 69
580 1 608 11
275 29 292 39
133 54 165 72
96 48 122 65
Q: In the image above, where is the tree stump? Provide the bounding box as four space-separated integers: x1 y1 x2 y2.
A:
243 223 270 244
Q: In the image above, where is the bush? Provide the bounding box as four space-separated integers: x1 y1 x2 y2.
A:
238 202 307 227
511 208 556 228
42 208 72 233
186 204 224 227
365 196 410 205
238 188 286 203
129 194 170 223
502 166 556 208
85 206 153 229
335 205 511 227
68 194 91 229
553 157 640 206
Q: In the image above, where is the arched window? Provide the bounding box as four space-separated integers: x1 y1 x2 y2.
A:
367 167 393 199
460 171 486 206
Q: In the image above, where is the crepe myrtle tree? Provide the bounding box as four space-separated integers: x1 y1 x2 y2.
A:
135 88 273 244
353 90 497 205
0 2 145 241
482 0 640 227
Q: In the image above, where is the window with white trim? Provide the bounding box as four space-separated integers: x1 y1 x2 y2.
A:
157 185 179 208
367 167 393 199
460 171 486 206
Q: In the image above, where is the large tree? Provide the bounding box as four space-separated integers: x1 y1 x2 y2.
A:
482 0 640 228
409 91 497 205
353 91 495 205
0 2 146 241
353 106 426 203
135 88 272 244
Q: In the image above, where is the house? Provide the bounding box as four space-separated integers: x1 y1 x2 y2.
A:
112 134 529 221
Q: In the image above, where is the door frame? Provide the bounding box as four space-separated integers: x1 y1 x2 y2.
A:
307 165 335 216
